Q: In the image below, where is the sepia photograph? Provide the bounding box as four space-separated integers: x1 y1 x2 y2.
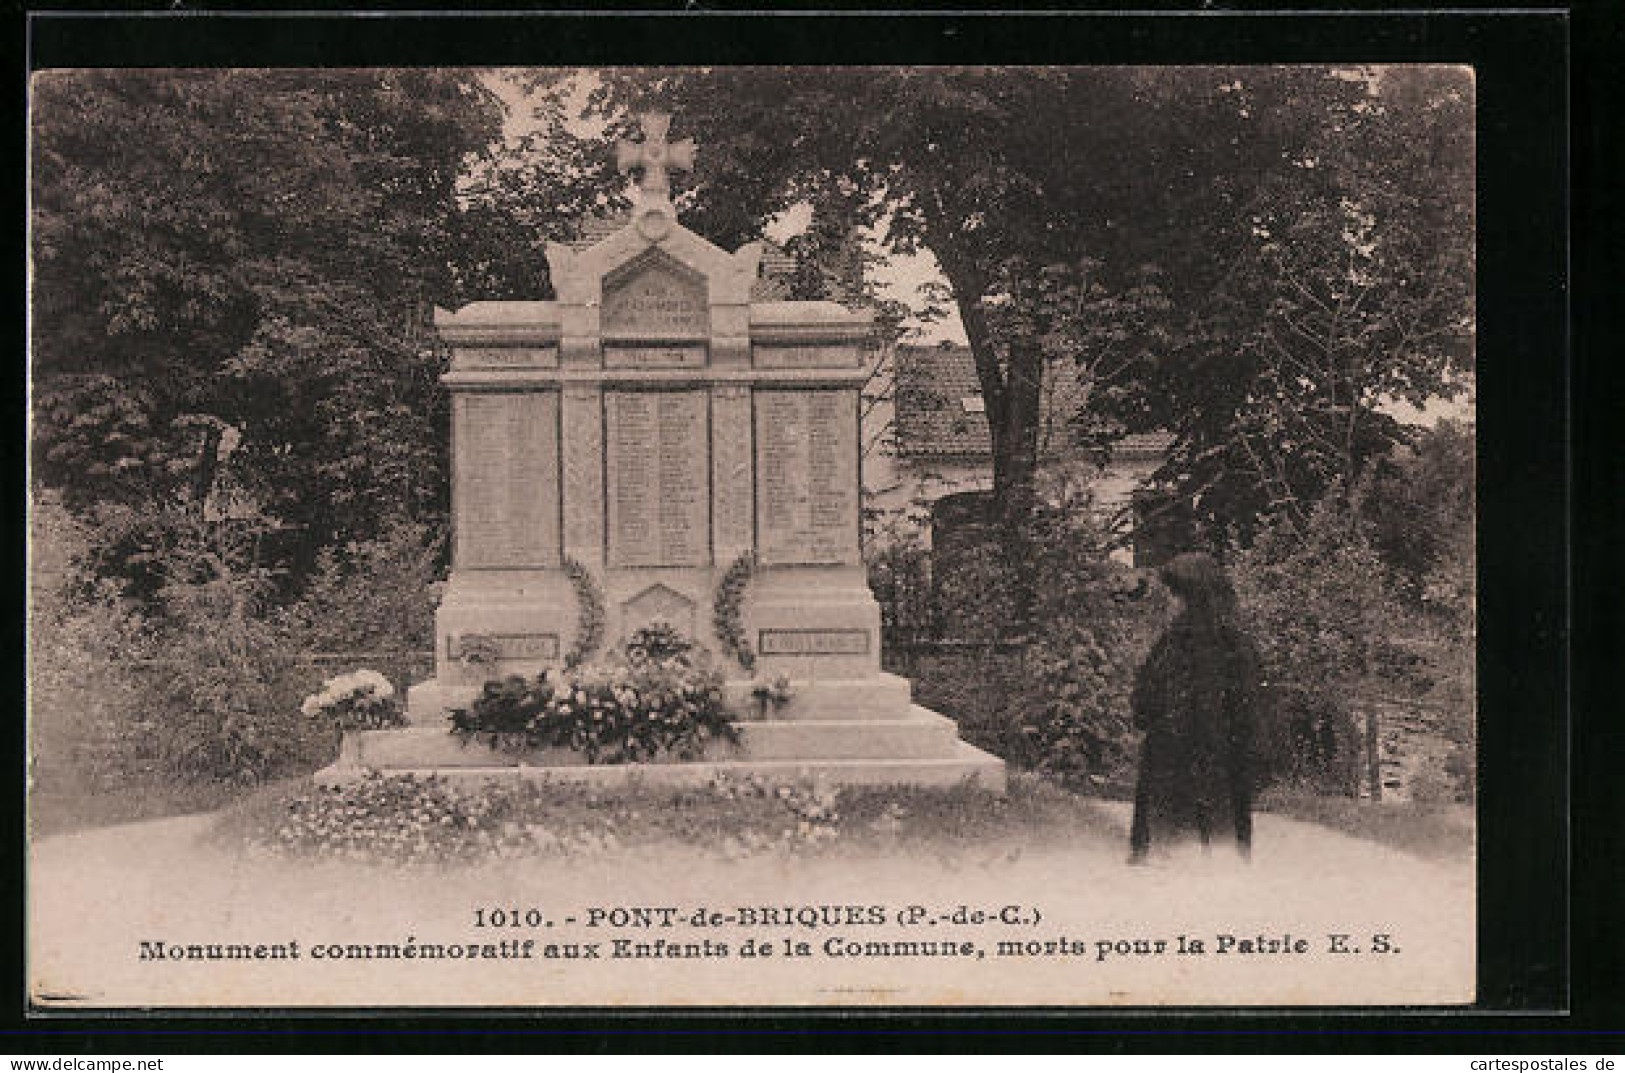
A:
27 63 1481 1009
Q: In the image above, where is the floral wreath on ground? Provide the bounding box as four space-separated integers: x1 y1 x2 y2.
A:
449 624 740 765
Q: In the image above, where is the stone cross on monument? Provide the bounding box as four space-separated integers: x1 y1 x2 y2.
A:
616 112 695 204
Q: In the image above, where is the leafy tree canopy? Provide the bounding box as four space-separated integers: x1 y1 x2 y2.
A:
31 69 616 585
588 66 1474 552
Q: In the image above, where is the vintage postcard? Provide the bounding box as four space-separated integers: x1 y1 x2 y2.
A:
28 63 1478 1008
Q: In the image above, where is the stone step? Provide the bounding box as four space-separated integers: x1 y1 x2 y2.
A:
407 672 916 727
734 707 959 760
725 673 915 721
341 706 964 770
316 740 1007 793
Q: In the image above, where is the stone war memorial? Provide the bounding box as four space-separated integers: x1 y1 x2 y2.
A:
318 113 1003 790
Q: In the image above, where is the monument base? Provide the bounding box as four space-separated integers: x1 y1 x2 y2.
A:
314 703 1006 793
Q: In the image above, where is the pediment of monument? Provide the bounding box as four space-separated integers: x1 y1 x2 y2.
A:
601 248 710 338
546 210 760 310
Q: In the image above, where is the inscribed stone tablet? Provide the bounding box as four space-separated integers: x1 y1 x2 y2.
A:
753 343 863 369
455 393 560 568
710 385 754 555
758 628 871 655
447 634 560 661
601 253 709 337
606 391 709 567
603 343 707 369
454 346 559 370
755 389 860 565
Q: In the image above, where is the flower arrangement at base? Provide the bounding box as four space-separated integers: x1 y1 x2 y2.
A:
449 624 740 765
300 669 404 732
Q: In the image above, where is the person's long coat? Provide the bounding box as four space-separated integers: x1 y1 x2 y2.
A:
1129 615 1262 850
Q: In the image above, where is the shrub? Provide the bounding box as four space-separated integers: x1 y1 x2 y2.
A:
118 510 332 784
893 648 1033 766
449 626 740 764
932 540 1021 643
1364 418 1475 612
866 538 935 644
279 520 443 654
29 499 159 797
885 495 1169 796
140 567 323 784
1230 488 1405 794
968 496 1158 795
31 499 334 791
1019 571 1169 796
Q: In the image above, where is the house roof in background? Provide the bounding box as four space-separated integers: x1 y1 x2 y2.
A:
892 343 1174 462
567 213 797 300
894 344 989 458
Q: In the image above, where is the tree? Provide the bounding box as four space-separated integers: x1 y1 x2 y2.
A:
31 69 510 577
1132 66 1475 544
448 72 629 302
1365 416 1476 610
586 67 1400 613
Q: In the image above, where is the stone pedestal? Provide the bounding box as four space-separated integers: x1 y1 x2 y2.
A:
319 115 1003 792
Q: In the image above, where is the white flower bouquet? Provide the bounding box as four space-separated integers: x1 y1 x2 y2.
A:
300 668 404 731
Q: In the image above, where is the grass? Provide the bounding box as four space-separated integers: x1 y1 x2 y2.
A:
35 755 1472 867
29 772 323 842
31 777 266 842
1257 788 1475 861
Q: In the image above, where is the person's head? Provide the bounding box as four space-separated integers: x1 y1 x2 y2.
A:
1158 552 1238 624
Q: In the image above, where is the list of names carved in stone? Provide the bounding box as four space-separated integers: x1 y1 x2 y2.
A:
456 393 560 567
710 386 754 554
606 390 709 567
755 389 859 565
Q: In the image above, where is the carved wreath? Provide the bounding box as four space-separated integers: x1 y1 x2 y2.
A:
562 556 606 669
712 550 757 671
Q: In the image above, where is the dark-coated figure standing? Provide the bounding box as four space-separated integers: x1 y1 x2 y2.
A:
1128 552 1262 863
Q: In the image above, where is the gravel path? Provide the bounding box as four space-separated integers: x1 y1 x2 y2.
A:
29 799 1473 1008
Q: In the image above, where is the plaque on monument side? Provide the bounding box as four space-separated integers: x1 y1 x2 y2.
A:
455 393 561 568
454 346 560 370
447 633 561 661
758 628 872 655
603 343 708 369
753 343 863 369
601 253 709 338
754 389 860 565
606 390 710 567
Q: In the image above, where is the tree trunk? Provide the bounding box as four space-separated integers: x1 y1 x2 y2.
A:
189 423 224 519
940 255 1046 632
992 335 1046 633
